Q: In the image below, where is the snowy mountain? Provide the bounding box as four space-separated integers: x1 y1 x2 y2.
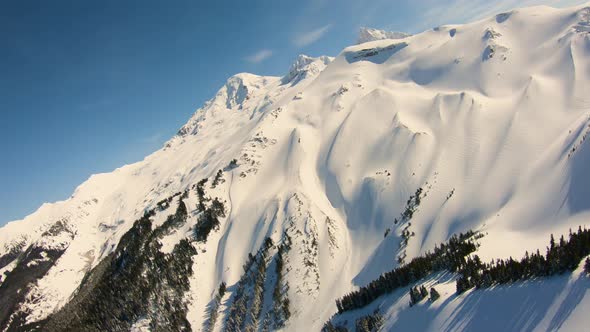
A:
2 3 590 331
357 27 411 44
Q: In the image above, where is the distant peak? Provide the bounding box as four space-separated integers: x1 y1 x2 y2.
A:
357 27 411 44
211 72 277 110
174 73 276 139
221 73 259 108
282 54 333 85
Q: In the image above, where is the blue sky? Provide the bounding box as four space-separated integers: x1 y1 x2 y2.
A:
0 0 585 225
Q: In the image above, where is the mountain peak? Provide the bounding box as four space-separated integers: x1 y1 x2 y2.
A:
219 73 270 109
282 54 333 85
357 27 411 44
175 73 277 138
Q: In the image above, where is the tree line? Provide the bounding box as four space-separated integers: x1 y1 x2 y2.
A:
328 225 590 331
192 177 227 243
224 237 274 332
456 226 590 293
335 231 480 313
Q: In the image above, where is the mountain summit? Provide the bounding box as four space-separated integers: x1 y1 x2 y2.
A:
2 3 590 331
357 27 411 44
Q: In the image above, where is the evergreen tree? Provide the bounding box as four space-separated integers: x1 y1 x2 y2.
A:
429 287 440 302
420 285 428 298
409 287 418 306
456 276 469 294
228 159 238 169
355 311 383 332
211 169 224 188
218 281 227 297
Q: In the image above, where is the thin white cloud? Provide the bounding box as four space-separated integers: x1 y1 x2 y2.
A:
293 24 333 47
245 49 273 63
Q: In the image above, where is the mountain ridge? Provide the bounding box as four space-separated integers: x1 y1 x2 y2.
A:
2 2 590 331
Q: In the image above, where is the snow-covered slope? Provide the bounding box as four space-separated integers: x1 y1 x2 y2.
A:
2 3 590 331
